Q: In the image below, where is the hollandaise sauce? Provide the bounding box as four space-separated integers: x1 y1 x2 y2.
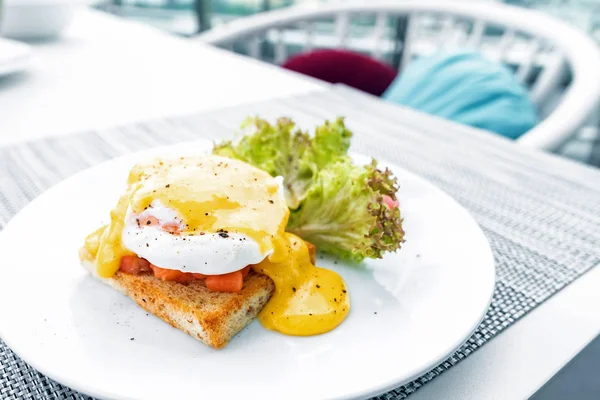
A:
83 155 349 336
254 233 349 335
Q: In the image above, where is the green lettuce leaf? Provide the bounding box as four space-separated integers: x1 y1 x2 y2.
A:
287 160 404 262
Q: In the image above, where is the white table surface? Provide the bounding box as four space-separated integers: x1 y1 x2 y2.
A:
0 8 599 400
0 8 324 146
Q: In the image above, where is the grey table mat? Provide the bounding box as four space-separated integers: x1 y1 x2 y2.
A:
1 86 600 400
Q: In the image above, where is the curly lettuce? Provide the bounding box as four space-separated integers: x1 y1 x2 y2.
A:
287 160 404 262
213 116 404 262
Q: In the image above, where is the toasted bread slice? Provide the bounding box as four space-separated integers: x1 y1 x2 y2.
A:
81 257 274 349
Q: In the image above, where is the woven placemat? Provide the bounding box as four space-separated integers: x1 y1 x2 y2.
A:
1 87 599 400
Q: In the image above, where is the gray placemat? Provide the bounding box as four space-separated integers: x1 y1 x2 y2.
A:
1 87 599 400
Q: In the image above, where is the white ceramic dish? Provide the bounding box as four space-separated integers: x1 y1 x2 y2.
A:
0 0 88 40
0 38 32 77
0 140 495 400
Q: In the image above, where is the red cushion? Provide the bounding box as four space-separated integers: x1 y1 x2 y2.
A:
282 49 398 97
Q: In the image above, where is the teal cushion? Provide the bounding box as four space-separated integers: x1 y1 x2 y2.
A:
382 51 538 139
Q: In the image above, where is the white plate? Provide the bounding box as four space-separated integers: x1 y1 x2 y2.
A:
0 140 495 400
0 38 32 77
1 0 86 40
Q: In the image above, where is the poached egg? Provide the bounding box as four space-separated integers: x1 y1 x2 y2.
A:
83 155 349 336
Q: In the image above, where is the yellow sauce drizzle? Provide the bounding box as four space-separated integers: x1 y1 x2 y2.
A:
254 233 350 335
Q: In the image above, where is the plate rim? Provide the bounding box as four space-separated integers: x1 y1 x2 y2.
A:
0 139 496 400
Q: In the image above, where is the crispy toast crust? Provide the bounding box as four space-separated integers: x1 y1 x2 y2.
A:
81 257 274 349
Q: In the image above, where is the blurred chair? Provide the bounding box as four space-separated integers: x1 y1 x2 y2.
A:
196 1 600 152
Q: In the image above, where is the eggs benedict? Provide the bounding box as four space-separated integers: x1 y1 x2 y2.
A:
80 155 349 348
